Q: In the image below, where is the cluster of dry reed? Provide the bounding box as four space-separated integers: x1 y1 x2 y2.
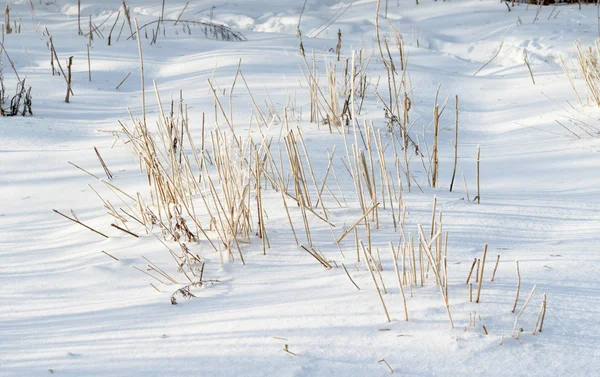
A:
75 0 245 46
3 5 23 36
0 26 32 116
46 2 550 340
565 40 600 107
557 41 600 138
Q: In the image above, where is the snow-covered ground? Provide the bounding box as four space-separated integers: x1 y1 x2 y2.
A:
1 1 599 376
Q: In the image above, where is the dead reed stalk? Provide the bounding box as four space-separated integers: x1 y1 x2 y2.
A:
432 105 439 188
450 95 459 191
362 241 391 322
65 56 73 103
466 257 477 284
476 244 488 303
116 72 131 89
476 145 481 204
512 260 521 313
337 202 379 243
77 0 82 35
532 293 546 335
473 41 504 76
53 209 108 238
523 48 535 84
94 147 113 179
87 44 91 81
512 284 537 337
491 254 500 282
539 293 547 332
342 263 360 290
378 358 394 374
5 6 12 35
134 18 146 126
390 241 408 321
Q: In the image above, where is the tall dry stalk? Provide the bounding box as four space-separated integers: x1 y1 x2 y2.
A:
65 56 73 103
450 95 459 192
475 244 488 303
431 105 439 188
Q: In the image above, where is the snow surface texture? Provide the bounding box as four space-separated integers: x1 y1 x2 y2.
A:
1 0 599 376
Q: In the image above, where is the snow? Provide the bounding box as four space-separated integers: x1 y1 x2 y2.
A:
1 0 600 376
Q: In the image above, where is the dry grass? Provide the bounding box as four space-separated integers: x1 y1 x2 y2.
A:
31 4 554 341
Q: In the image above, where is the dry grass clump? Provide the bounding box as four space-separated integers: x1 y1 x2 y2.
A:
4 5 24 35
553 42 600 138
574 40 600 106
562 40 600 107
118 87 221 269
75 0 247 45
300 49 371 130
0 41 32 116
0 78 33 117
